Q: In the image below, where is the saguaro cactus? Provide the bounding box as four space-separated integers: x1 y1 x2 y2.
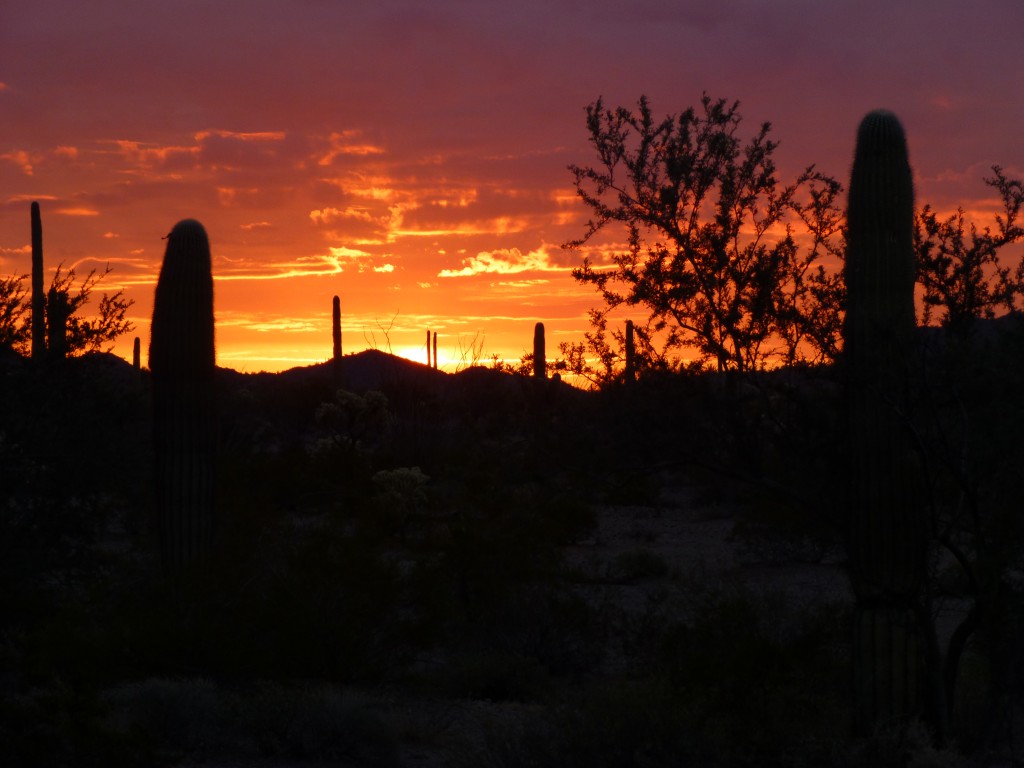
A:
133 336 141 371
843 110 925 735
533 322 546 378
432 331 438 370
150 219 217 573
625 320 635 383
31 202 45 361
332 295 341 360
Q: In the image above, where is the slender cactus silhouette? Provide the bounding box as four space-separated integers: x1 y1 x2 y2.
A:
533 322 545 378
843 110 926 735
150 219 217 574
625 320 635 383
332 295 341 360
31 202 45 361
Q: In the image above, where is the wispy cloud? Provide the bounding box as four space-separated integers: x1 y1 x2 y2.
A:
317 131 386 165
194 130 286 143
438 245 566 277
309 206 377 224
54 207 100 216
5 194 58 204
391 217 527 241
107 139 199 169
2 150 34 175
215 253 346 281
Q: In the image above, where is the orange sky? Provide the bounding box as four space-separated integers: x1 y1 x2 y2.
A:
2 1 1022 373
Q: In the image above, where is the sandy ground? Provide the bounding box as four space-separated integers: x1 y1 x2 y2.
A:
177 470 987 767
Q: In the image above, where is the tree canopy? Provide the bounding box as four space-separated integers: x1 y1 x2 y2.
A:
566 95 1024 379
915 166 1024 331
0 264 134 358
565 94 845 373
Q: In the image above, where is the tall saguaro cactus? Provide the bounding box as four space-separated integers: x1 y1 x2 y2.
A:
843 110 926 735
150 219 217 574
31 202 45 361
533 322 546 378
432 331 438 370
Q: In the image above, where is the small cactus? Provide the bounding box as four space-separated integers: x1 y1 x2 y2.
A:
150 219 217 574
625 320 635 383
533 322 546 378
843 109 925 735
332 295 341 360
133 336 141 370
331 296 342 385
31 202 45 361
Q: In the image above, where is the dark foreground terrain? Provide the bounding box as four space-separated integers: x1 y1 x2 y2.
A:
2 338 1024 767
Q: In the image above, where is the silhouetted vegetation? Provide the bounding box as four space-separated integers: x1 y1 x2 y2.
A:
4 103 1024 767
1 202 134 359
4 333 1022 765
566 93 846 373
915 166 1024 330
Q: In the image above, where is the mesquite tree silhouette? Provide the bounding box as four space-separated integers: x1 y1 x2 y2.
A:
566 94 846 373
915 166 1024 331
0 203 134 357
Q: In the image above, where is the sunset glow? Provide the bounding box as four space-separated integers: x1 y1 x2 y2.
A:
3 1 1022 372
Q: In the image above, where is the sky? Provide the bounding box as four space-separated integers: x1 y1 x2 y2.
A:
2 0 1023 373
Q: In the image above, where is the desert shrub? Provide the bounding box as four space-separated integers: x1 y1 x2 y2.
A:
273 685 398 764
657 588 850 766
730 487 838 565
454 678 698 768
366 465 430 541
611 547 671 582
0 678 155 768
0 356 151 606
103 679 400 766
840 719 968 768
568 574 853 767
434 496 562 625
435 651 550 703
103 678 224 756
116 484 408 684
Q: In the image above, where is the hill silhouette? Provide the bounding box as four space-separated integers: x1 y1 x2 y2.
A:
3 317 1024 765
